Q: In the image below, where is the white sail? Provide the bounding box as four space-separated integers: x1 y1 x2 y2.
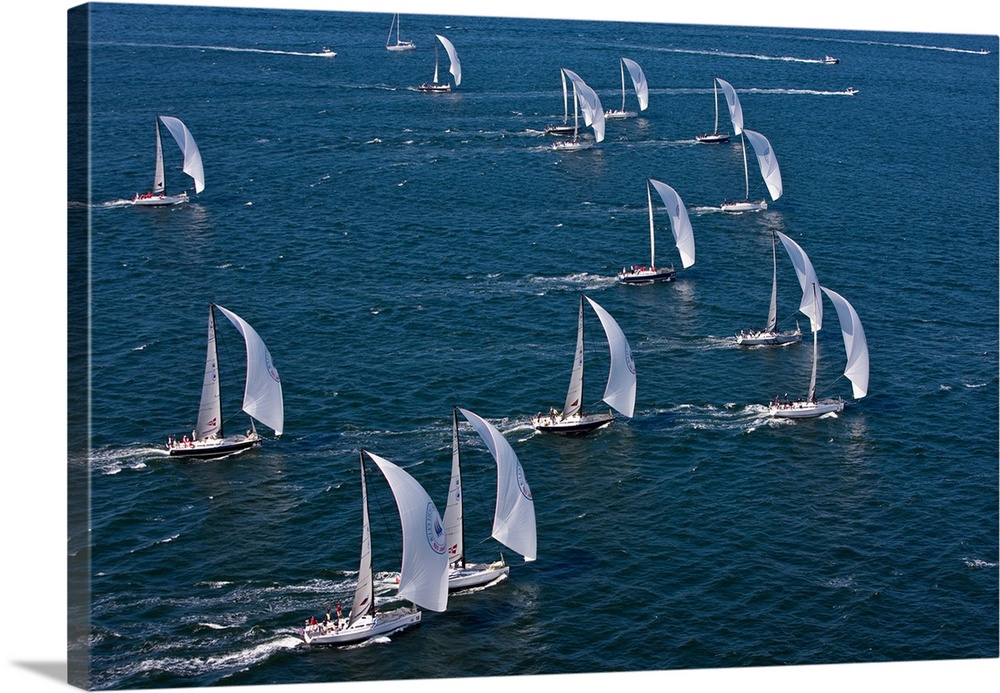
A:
775 231 823 332
158 116 205 194
367 452 449 612
715 78 743 135
621 57 648 111
767 232 779 333
649 179 695 269
213 304 284 436
457 408 536 562
443 409 465 566
348 453 375 626
435 35 461 86
195 305 222 439
562 69 605 142
152 119 166 194
563 296 586 417
743 129 783 201
821 287 870 399
584 296 636 418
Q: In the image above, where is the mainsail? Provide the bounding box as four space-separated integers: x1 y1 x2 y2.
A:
563 296 586 417
195 306 222 439
348 453 375 627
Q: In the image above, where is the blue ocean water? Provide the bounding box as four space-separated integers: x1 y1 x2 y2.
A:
69 3 998 690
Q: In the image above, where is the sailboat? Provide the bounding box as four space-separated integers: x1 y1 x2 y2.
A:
385 13 415 51
532 295 636 434
544 69 579 136
551 69 605 152
418 34 461 92
299 451 448 646
710 79 782 212
618 179 696 285
696 78 730 143
133 115 204 206
166 304 283 458
444 407 536 591
604 57 648 120
736 230 802 345
766 234 869 418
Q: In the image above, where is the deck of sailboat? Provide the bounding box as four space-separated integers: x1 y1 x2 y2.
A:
617 267 676 284
300 608 421 646
531 411 614 434
167 434 260 458
769 398 845 418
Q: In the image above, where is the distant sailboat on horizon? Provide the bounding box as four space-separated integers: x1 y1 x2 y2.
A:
133 115 204 206
385 13 415 51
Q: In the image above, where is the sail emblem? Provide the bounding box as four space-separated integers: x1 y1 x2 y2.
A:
265 352 280 382
516 464 533 501
425 502 447 554
625 344 636 375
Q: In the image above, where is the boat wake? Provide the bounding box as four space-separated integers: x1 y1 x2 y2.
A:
102 40 336 58
525 272 619 294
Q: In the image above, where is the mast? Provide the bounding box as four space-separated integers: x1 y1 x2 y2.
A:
766 231 778 333
740 133 750 200
647 180 656 269
571 83 580 139
807 283 819 402
619 58 626 111
349 452 375 626
386 13 395 47
712 80 720 134
563 296 585 417
561 69 569 124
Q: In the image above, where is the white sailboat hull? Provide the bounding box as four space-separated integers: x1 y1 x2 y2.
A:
387 42 415 51
721 200 768 212
167 431 261 458
736 329 802 346
544 124 579 136
696 133 730 143
418 82 451 92
448 561 510 591
133 192 189 206
769 398 844 418
531 410 614 434
551 139 593 151
604 109 637 119
299 607 421 646
618 266 676 284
